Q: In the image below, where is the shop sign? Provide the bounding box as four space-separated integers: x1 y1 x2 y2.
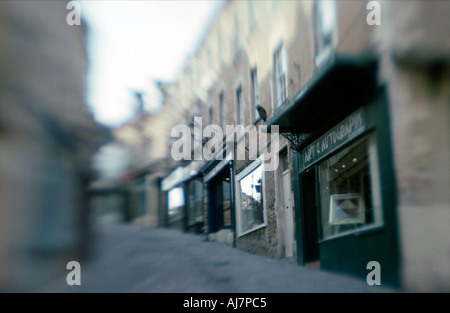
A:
302 108 366 169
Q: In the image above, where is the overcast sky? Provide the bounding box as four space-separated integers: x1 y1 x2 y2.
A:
80 0 225 128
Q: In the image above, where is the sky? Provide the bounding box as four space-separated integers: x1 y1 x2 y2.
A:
80 0 225 128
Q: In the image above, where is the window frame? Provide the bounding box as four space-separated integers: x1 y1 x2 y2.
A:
236 85 244 126
317 132 384 242
250 67 260 123
167 187 185 224
313 0 337 68
186 178 205 227
235 159 268 237
209 106 214 125
273 44 287 108
219 91 225 131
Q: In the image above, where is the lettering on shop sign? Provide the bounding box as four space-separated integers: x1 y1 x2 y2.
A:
302 108 366 169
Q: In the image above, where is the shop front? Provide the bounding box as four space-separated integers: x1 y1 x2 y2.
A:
184 175 205 233
202 151 235 245
265 54 400 286
161 161 206 231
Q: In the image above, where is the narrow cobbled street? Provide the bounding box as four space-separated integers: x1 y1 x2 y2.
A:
40 219 397 293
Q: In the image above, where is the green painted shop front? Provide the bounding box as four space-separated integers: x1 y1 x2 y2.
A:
266 55 400 287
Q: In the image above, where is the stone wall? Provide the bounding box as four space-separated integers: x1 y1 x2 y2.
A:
378 0 450 292
0 1 107 291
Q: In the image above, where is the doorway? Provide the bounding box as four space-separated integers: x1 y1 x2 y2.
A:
207 167 232 233
278 150 294 258
300 168 320 268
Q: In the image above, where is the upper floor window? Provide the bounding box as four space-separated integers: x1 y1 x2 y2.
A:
236 86 244 126
218 27 223 62
273 44 287 108
250 67 260 122
209 106 214 125
234 13 240 52
314 0 336 67
219 92 225 130
248 0 257 31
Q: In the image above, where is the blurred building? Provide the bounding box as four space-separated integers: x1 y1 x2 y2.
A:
155 0 450 292
377 0 450 292
0 1 109 291
108 79 192 227
99 0 449 292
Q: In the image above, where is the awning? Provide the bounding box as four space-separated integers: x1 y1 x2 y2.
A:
265 53 378 135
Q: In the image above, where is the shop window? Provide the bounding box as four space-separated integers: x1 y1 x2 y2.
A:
222 178 232 227
130 178 146 218
318 133 383 240
236 160 266 236
168 187 184 224
194 179 204 224
187 178 205 228
187 181 195 226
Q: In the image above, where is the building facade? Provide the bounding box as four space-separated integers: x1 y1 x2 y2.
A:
0 1 109 291
150 0 449 292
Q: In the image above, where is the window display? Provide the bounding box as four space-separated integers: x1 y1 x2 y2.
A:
236 161 266 236
318 133 382 240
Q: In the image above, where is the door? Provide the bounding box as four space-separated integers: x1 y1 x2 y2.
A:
301 168 320 266
207 167 231 233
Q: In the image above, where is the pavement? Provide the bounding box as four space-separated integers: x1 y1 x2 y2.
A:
39 218 399 293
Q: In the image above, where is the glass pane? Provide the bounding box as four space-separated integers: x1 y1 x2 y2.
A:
168 187 184 223
238 164 264 233
194 179 203 221
251 68 259 121
319 0 336 38
187 181 195 225
318 134 380 240
280 151 288 172
223 178 231 227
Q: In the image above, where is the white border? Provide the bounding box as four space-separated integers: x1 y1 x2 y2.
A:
235 158 268 237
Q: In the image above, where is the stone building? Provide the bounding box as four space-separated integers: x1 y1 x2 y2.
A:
0 1 109 291
159 0 450 292
109 80 185 227
376 0 450 292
